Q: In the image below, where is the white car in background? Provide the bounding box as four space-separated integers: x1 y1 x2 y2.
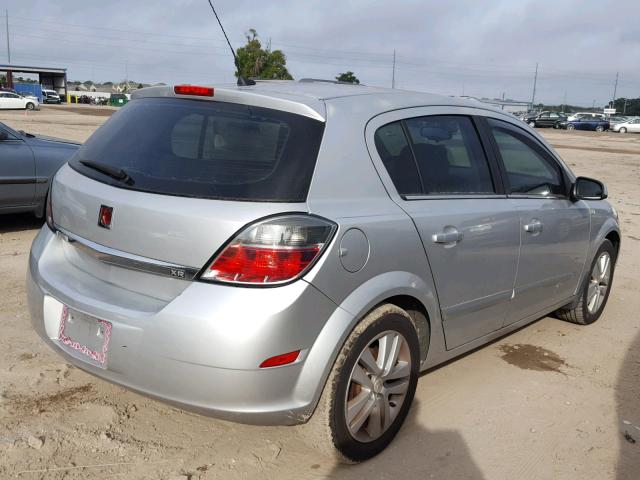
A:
612 118 640 134
0 91 39 110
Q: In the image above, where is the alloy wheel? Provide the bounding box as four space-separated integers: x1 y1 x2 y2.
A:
587 252 611 314
345 330 412 442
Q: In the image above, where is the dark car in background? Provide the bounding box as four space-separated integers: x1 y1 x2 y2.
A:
0 122 79 217
559 116 610 132
523 111 567 128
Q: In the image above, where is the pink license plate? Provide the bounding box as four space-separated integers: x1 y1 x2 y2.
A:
58 305 112 368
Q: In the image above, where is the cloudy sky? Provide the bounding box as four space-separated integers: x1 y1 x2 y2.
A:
2 0 639 106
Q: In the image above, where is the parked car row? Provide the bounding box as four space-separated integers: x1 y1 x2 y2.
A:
0 87 62 107
519 110 640 134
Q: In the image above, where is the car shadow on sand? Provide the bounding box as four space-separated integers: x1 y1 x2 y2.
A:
617 330 640 479
329 399 485 479
0 213 43 234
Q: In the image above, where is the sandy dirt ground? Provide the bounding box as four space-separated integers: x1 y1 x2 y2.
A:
0 107 639 479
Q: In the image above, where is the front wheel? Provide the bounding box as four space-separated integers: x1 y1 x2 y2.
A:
25 102 35 110
555 240 616 325
619 127 627 134
528 121 536 127
303 304 420 462
567 123 576 131
595 125 604 132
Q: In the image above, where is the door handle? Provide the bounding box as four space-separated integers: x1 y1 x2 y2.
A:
432 229 463 244
524 219 543 233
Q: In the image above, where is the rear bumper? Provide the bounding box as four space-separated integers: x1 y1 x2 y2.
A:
27 226 348 425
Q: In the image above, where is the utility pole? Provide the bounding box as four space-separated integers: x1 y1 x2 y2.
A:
562 91 567 113
391 49 396 89
530 62 538 110
611 71 618 109
623 98 627 115
5 9 10 64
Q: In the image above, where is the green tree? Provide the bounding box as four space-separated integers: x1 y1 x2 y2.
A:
613 97 640 116
335 71 360 84
235 29 293 80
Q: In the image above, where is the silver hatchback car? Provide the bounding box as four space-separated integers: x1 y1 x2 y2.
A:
27 80 620 461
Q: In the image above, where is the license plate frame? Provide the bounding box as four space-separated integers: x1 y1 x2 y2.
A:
57 305 112 369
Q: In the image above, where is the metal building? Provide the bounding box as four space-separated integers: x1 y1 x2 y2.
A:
0 64 67 97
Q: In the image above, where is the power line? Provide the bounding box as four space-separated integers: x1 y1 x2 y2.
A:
8 15 637 86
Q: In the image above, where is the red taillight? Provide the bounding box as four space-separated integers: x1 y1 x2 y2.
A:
173 85 214 97
200 215 336 285
259 350 300 368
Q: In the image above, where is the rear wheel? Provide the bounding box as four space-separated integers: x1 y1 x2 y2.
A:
619 127 627 134
567 123 576 131
528 121 536 127
303 304 420 463
25 102 35 110
555 240 615 325
595 125 604 132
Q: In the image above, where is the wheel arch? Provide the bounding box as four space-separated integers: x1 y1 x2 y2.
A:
293 272 442 422
574 219 621 297
382 294 431 363
605 229 621 260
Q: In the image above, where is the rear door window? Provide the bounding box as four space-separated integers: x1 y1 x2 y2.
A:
70 98 325 202
404 116 495 195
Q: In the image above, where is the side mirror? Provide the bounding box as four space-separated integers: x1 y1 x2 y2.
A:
0 130 8 141
572 176 607 201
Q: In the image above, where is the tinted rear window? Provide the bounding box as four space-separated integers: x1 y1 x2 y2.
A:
70 98 325 202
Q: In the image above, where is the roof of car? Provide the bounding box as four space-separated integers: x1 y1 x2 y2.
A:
132 79 497 122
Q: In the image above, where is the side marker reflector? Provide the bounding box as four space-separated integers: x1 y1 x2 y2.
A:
259 350 301 368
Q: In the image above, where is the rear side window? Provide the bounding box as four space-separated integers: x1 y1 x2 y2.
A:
70 98 325 202
404 116 495 194
374 122 422 195
487 118 565 196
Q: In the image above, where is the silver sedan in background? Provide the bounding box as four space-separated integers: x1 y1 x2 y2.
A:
27 81 620 462
612 118 640 133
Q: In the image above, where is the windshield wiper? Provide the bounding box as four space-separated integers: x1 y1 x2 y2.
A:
79 159 135 185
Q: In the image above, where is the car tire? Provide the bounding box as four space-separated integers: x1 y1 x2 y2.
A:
567 124 575 131
302 303 421 463
528 121 536 127
554 240 616 325
26 102 35 110
595 125 604 132
619 127 627 134
553 122 560 129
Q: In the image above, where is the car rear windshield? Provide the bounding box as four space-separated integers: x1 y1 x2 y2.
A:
69 97 325 202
